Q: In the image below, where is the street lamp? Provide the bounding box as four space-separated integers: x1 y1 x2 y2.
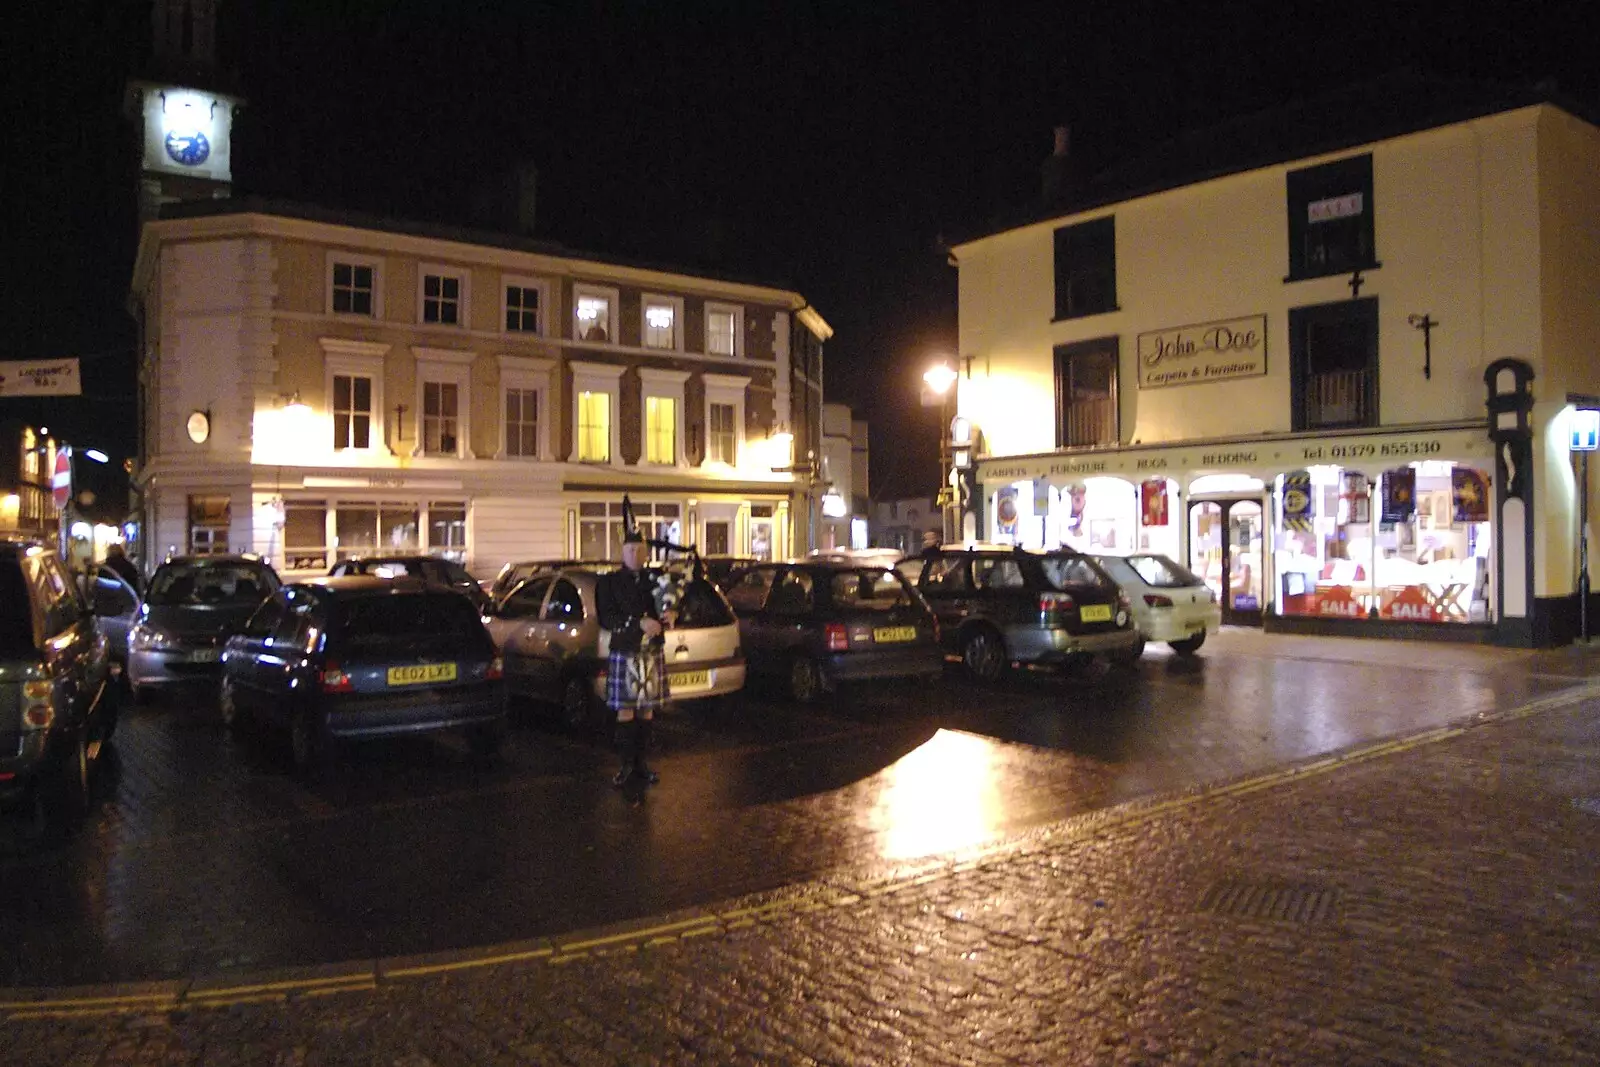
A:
923 361 959 543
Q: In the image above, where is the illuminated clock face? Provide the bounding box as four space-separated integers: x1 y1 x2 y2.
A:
186 411 210 444
164 129 210 166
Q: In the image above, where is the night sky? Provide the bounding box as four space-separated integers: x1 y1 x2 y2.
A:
8 0 1598 502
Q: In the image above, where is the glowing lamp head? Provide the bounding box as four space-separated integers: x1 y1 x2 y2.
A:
923 363 958 395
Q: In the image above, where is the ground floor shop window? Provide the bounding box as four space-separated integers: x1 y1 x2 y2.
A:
284 500 329 570
189 495 231 556
429 502 468 563
282 499 470 571
1275 462 1491 623
577 500 683 560
750 504 775 561
989 476 1179 558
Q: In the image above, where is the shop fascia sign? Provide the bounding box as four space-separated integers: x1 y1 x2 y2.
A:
978 425 1493 485
1137 314 1267 389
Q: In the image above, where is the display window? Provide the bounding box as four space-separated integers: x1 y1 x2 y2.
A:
1273 462 1491 623
991 476 1179 557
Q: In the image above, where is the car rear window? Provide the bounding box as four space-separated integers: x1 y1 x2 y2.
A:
1040 554 1112 591
334 592 489 658
0 560 37 657
671 579 735 629
830 569 915 612
1126 554 1204 589
147 562 274 606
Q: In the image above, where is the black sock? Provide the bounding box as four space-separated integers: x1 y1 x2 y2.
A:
635 718 653 770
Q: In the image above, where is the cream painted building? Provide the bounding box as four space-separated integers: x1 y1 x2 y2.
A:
128 201 831 580
950 82 1600 646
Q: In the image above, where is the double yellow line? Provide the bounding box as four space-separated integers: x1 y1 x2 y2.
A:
7 682 1596 1019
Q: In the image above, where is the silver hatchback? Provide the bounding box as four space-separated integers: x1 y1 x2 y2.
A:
496 567 745 730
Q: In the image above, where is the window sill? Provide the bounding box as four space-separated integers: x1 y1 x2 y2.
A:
1283 260 1382 284
1051 306 1121 324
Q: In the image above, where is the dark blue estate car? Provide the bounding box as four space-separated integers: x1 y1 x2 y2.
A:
218 576 506 777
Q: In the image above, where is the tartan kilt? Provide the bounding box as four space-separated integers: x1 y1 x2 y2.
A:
607 644 669 714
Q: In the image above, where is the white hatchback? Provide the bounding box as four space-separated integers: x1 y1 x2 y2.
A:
1091 553 1220 656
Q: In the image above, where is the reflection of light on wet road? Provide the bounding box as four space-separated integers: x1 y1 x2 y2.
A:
871 729 1005 861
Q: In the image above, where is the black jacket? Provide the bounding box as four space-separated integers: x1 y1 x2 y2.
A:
595 566 661 654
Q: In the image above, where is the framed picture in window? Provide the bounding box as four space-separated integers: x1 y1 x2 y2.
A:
1431 493 1453 527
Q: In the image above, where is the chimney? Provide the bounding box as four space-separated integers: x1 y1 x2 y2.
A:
1041 124 1074 206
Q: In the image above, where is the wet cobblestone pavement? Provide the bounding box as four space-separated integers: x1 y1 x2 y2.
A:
3 633 1599 1062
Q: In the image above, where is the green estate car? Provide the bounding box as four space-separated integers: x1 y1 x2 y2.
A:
0 540 118 841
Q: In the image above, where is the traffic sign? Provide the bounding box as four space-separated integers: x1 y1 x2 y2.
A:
52 451 71 509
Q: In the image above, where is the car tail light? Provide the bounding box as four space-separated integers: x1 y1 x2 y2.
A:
486 656 503 681
825 623 849 652
1039 592 1074 614
21 678 54 730
1144 594 1174 607
319 664 353 693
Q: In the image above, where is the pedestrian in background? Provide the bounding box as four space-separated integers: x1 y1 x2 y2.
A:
101 542 141 594
595 531 668 787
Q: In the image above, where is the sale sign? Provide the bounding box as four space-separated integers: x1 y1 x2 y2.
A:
1315 586 1364 618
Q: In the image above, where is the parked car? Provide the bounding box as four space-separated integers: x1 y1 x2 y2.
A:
88 567 141 674
488 559 588 602
699 555 760 592
127 555 281 703
498 566 745 730
0 540 118 838
912 545 1140 682
723 560 943 702
1090 553 1220 657
480 571 562 650
219 576 506 776
328 555 490 612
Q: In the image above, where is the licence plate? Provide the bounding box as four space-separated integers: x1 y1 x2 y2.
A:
387 663 458 686
189 648 221 663
1079 604 1113 623
872 626 918 643
669 669 710 692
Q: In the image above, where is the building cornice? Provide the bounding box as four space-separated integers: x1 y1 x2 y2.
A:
134 202 818 310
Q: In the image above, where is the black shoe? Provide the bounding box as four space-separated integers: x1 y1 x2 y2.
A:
633 763 660 785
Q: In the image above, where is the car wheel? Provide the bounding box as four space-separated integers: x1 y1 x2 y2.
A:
290 708 332 780
218 677 246 733
560 674 595 733
96 681 120 744
1170 632 1206 656
961 627 1007 684
52 729 91 827
1115 635 1147 664
788 655 826 704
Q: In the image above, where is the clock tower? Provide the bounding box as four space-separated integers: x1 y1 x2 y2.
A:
125 0 243 222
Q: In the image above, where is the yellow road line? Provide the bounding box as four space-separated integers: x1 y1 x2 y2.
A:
7 681 1597 1020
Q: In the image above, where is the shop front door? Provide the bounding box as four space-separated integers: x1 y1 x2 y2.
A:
1189 498 1264 626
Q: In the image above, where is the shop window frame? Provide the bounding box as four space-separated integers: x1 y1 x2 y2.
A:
1289 298 1379 432
418 264 469 328
412 347 475 459
1052 216 1117 321
1054 337 1121 449
1285 153 1379 282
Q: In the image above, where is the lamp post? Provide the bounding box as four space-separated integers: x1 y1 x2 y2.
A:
55 444 109 572
922 361 959 543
